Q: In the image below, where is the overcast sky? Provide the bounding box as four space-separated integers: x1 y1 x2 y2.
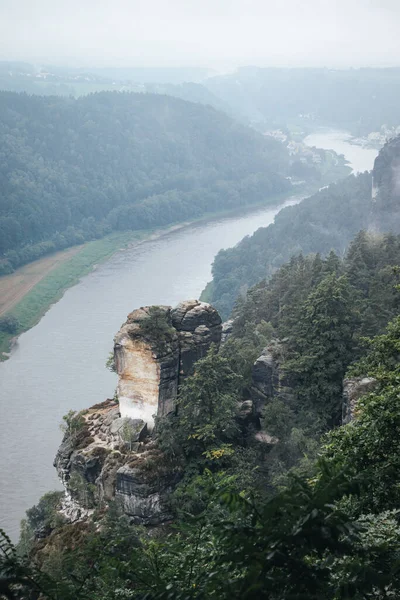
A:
0 0 399 69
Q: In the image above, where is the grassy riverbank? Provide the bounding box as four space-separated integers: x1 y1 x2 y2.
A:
0 193 291 359
0 171 349 360
0 231 147 358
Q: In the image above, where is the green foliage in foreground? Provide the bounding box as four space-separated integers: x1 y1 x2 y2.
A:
3 462 400 598
324 314 400 516
4 311 400 598
5 233 400 598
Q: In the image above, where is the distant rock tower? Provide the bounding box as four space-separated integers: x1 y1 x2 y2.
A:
114 300 222 427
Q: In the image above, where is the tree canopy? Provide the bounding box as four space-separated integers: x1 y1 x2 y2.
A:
0 90 294 274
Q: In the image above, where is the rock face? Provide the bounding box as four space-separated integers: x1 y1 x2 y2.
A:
250 340 291 416
221 319 234 344
54 399 175 526
342 377 378 424
115 300 222 427
115 306 179 426
54 300 222 528
251 350 279 404
171 300 222 378
116 461 178 525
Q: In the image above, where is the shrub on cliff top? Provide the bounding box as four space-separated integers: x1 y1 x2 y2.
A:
138 306 175 352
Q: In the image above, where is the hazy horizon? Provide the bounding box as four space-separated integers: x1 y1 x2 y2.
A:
1 0 400 70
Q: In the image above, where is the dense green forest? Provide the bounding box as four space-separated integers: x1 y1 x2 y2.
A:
204 133 400 320
0 89 352 276
3 230 400 598
0 90 290 258
0 90 297 274
372 133 400 232
226 231 400 430
4 68 400 600
204 172 373 318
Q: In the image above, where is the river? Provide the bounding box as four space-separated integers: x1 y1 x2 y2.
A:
304 129 378 174
0 130 378 540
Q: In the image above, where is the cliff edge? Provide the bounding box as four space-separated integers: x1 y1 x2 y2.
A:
54 300 222 526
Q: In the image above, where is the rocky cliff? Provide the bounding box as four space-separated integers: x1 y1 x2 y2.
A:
249 342 377 428
342 377 378 424
250 340 294 417
54 300 222 526
371 134 400 231
115 300 221 427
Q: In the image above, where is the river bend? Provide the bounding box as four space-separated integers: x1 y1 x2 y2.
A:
0 130 377 539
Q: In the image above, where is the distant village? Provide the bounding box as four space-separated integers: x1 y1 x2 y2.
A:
264 129 324 165
265 123 399 159
351 125 400 148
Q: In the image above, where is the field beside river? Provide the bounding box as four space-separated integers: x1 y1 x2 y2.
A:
0 188 306 360
0 246 83 318
0 231 145 358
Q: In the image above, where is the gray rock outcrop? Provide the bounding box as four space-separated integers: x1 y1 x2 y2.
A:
221 319 234 343
171 300 222 378
250 340 292 416
342 377 378 424
116 459 178 525
54 300 222 528
54 399 174 525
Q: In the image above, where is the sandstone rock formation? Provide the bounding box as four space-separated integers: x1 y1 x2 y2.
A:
114 306 179 426
251 349 279 404
115 300 222 427
54 399 175 525
54 300 222 527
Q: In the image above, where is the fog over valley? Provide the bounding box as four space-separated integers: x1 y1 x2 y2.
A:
3 1 400 598
1 0 400 68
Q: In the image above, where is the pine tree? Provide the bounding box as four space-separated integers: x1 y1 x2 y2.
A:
176 346 241 458
345 230 375 295
324 249 341 275
285 274 357 426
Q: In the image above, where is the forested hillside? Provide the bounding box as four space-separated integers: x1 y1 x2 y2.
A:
204 134 400 319
206 67 400 134
4 231 400 598
203 172 373 318
4 64 400 137
226 231 400 429
0 91 293 274
372 133 400 231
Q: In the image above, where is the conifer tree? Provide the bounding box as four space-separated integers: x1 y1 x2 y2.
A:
285 274 357 426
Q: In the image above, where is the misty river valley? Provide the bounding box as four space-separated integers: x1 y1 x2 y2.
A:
0 129 377 539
